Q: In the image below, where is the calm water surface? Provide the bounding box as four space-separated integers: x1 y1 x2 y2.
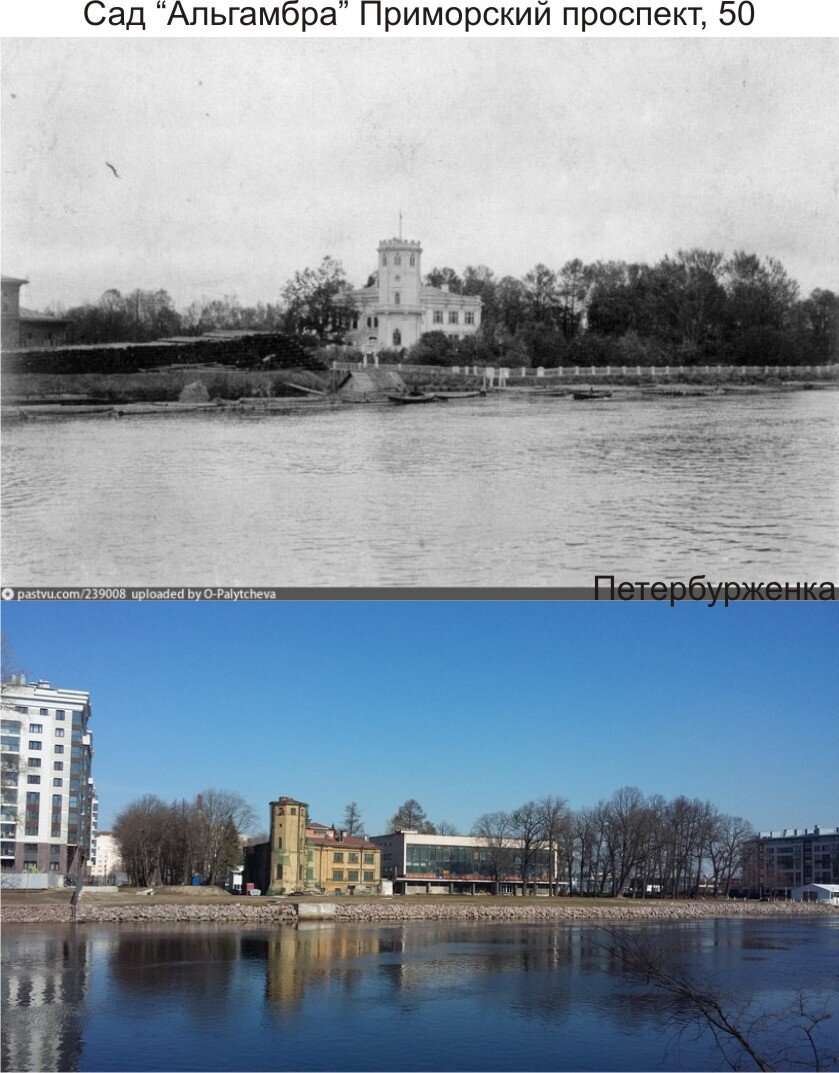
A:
2 918 838 1072
2 392 836 585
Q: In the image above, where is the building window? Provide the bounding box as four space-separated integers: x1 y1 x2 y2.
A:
333 852 344 863
433 310 443 324
363 871 375 882
27 775 40 784
381 255 387 266
367 316 372 328
29 740 42 751
448 311 459 325
394 292 400 305
348 852 359 864
393 329 402 346
410 255 415 267
56 710 65 721
54 745 64 754
15 707 28 715
394 255 401 266
30 724 43 734
332 869 344 881
49 862 60 872
53 779 63 787
54 762 63 771
465 311 475 325
348 871 359 882
364 853 375 864
374 317 378 328
55 728 65 738
28 758 41 769
39 709 49 717
307 850 313 862
290 807 296 815
276 864 283 879
306 867 314 880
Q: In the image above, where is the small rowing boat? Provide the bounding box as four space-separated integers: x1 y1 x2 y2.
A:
387 393 441 404
572 389 613 401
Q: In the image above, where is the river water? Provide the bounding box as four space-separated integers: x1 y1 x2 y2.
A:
2 917 837 1072
2 392 836 586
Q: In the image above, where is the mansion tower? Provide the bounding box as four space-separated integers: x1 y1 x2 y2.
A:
350 236 481 354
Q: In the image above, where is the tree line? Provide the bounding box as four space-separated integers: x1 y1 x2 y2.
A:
386 789 754 897
112 789 256 887
50 248 837 368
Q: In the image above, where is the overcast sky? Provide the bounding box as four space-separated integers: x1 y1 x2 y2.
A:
4 600 838 834
2 37 837 312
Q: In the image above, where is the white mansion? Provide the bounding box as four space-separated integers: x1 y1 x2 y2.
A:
349 236 481 353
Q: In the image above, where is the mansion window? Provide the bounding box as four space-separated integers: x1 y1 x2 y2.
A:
448 311 459 324
382 255 387 266
333 869 344 881
394 255 401 266
363 870 375 882
393 329 402 346
409 255 415 266
394 292 400 305
465 311 475 325
348 871 359 882
433 310 443 324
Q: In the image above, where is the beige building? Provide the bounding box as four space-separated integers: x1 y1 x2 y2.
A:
348 236 481 354
244 796 381 895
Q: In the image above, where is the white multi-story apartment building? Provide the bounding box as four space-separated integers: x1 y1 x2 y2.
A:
1 677 94 877
90 831 122 881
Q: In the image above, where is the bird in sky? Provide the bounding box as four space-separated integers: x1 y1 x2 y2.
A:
105 161 120 178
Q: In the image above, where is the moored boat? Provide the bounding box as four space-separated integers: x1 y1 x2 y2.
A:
387 393 441 404
572 389 613 401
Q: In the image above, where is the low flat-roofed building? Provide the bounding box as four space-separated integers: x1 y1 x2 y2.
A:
2 276 68 349
369 830 561 896
792 883 839 903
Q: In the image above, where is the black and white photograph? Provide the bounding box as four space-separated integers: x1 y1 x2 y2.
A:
2 37 836 588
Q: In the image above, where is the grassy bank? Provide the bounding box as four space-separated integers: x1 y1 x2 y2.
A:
4 366 834 408
3 887 835 926
2 368 332 405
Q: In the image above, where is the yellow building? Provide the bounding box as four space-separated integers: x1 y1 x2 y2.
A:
251 796 381 895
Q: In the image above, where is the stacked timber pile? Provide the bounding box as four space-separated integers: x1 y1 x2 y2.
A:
4 332 322 376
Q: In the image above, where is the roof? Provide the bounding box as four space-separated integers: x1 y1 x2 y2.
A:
309 835 379 850
795 883 839 891
19 307 68 324
1 275 29 285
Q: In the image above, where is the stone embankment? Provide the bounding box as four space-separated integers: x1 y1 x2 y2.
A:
3 898 835 926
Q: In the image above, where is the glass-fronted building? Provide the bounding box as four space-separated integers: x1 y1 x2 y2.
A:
370 830 561 895
742 826 839 898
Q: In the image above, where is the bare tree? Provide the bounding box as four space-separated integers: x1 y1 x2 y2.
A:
603 926 838 1071
342 802 365 837
436 820 459 837
509 801 546 896
472 811 515 894
539 796 570 896
195 788 257 885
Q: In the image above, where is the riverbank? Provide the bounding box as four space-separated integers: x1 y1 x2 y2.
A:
2 373 834 423
3 895 835 926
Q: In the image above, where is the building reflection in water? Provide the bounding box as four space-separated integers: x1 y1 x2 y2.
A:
1 927 88 1073
258 923 386 1013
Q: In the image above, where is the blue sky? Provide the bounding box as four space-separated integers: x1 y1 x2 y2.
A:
2 601 836 835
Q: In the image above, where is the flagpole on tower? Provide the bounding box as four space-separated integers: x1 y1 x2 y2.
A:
398 210 402 239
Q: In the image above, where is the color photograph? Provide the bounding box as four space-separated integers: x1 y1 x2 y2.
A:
2 600 838 1071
